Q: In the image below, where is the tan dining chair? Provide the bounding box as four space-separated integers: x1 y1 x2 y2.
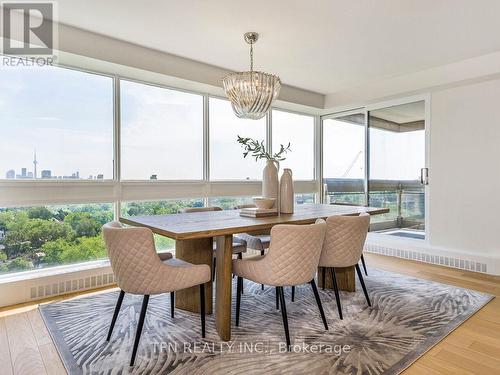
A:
179 206 247 281
318 213 371 320
325 203 370 276
102 221 210 366
234 204 271 291
233 220 328 350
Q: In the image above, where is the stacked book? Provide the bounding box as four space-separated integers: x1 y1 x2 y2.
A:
239 207 278 218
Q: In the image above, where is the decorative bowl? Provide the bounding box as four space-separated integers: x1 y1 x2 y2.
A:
252 197 276 209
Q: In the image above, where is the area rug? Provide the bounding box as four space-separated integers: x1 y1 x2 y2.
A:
40 268 493 375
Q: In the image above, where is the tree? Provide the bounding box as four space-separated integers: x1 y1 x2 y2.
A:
3 219 74 258
42 236 107 265
64 212 101 237
6 257 33 272
27 207 53 220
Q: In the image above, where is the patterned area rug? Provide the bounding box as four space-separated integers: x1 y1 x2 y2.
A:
40 268 493 375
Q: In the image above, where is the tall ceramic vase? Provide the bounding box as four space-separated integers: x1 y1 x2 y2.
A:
280 168 294 214
262 159 279 209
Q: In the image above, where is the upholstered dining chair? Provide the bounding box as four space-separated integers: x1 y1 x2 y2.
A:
318 213 371 320
234 204 271 291
324 202 372 276
233 221 328 350
102 221 210 366
179 206 247 281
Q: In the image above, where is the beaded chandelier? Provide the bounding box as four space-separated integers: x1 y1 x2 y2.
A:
222 32 281 120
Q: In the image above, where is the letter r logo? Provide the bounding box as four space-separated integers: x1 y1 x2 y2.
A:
2 2 54 55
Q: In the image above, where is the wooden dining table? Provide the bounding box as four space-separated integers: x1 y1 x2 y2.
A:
120 203 389 341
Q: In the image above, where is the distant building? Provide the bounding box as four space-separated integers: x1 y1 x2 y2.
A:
41 170 52 179
21 168 27 177
97 174 104 179
27 172 33 178
5 170 15 179
150 174 158 180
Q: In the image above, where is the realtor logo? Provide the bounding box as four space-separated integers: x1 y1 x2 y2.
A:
2 2 54 55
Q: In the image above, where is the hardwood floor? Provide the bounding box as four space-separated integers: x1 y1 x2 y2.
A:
0 253 498 375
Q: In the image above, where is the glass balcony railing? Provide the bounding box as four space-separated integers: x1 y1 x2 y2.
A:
323 178 425 232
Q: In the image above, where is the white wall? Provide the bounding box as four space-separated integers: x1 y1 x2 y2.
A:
429 79 500 257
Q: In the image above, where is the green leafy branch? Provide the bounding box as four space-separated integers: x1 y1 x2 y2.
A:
237 135 291 161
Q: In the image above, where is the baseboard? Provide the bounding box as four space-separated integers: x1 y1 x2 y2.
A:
0 262 116 308
365 233 500 276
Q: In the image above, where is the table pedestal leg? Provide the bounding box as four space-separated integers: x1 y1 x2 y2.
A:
215 234 233 341
175 238 213 314
317 266 356 292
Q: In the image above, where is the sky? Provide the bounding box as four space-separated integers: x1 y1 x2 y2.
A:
323 118 425 181
0 64 113 179
0 64 424 183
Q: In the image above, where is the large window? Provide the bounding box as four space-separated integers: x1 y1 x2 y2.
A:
120 80 204 180
272 110 315 180
0 204 113 275
323 113 366 205
0 63 320 278
0 65 113 180
209 97 267 180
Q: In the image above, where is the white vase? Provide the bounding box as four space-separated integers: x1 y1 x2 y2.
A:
262 159 279 208
280 168 294 214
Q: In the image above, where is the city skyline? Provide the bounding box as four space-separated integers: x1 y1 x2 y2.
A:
5 149 104 180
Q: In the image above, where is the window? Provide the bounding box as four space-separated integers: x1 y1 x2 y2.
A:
120 199 204 250
0 65 113 180
323 113 366 205
120 80 204 180
295 193 315 205
208 196 254 210
272 110 315 180
0 204 113 275
209 97 267 180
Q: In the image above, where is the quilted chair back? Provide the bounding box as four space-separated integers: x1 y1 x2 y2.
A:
264 220 326 286
319 213 370 268
178 206 222 213
102 221 163 294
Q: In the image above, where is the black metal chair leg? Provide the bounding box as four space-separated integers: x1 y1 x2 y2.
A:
107 289 125 341
355 264 371 307
261 250 265 290
130 295 149 367
236 276 242 326
330 268 343 320
236 252 244 293
322 267 326 290
275 287 279 309
291 286 295 302
170 292 174 318
310 279 328 330
277 286 291 350
360 254 368 276
200 284 206 337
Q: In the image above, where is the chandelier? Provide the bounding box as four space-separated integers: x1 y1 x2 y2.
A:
222 32 281 120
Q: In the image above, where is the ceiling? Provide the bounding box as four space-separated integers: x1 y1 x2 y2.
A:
371 101 425 124
54 0 500 95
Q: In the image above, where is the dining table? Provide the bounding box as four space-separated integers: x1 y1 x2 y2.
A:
119 203 389 341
